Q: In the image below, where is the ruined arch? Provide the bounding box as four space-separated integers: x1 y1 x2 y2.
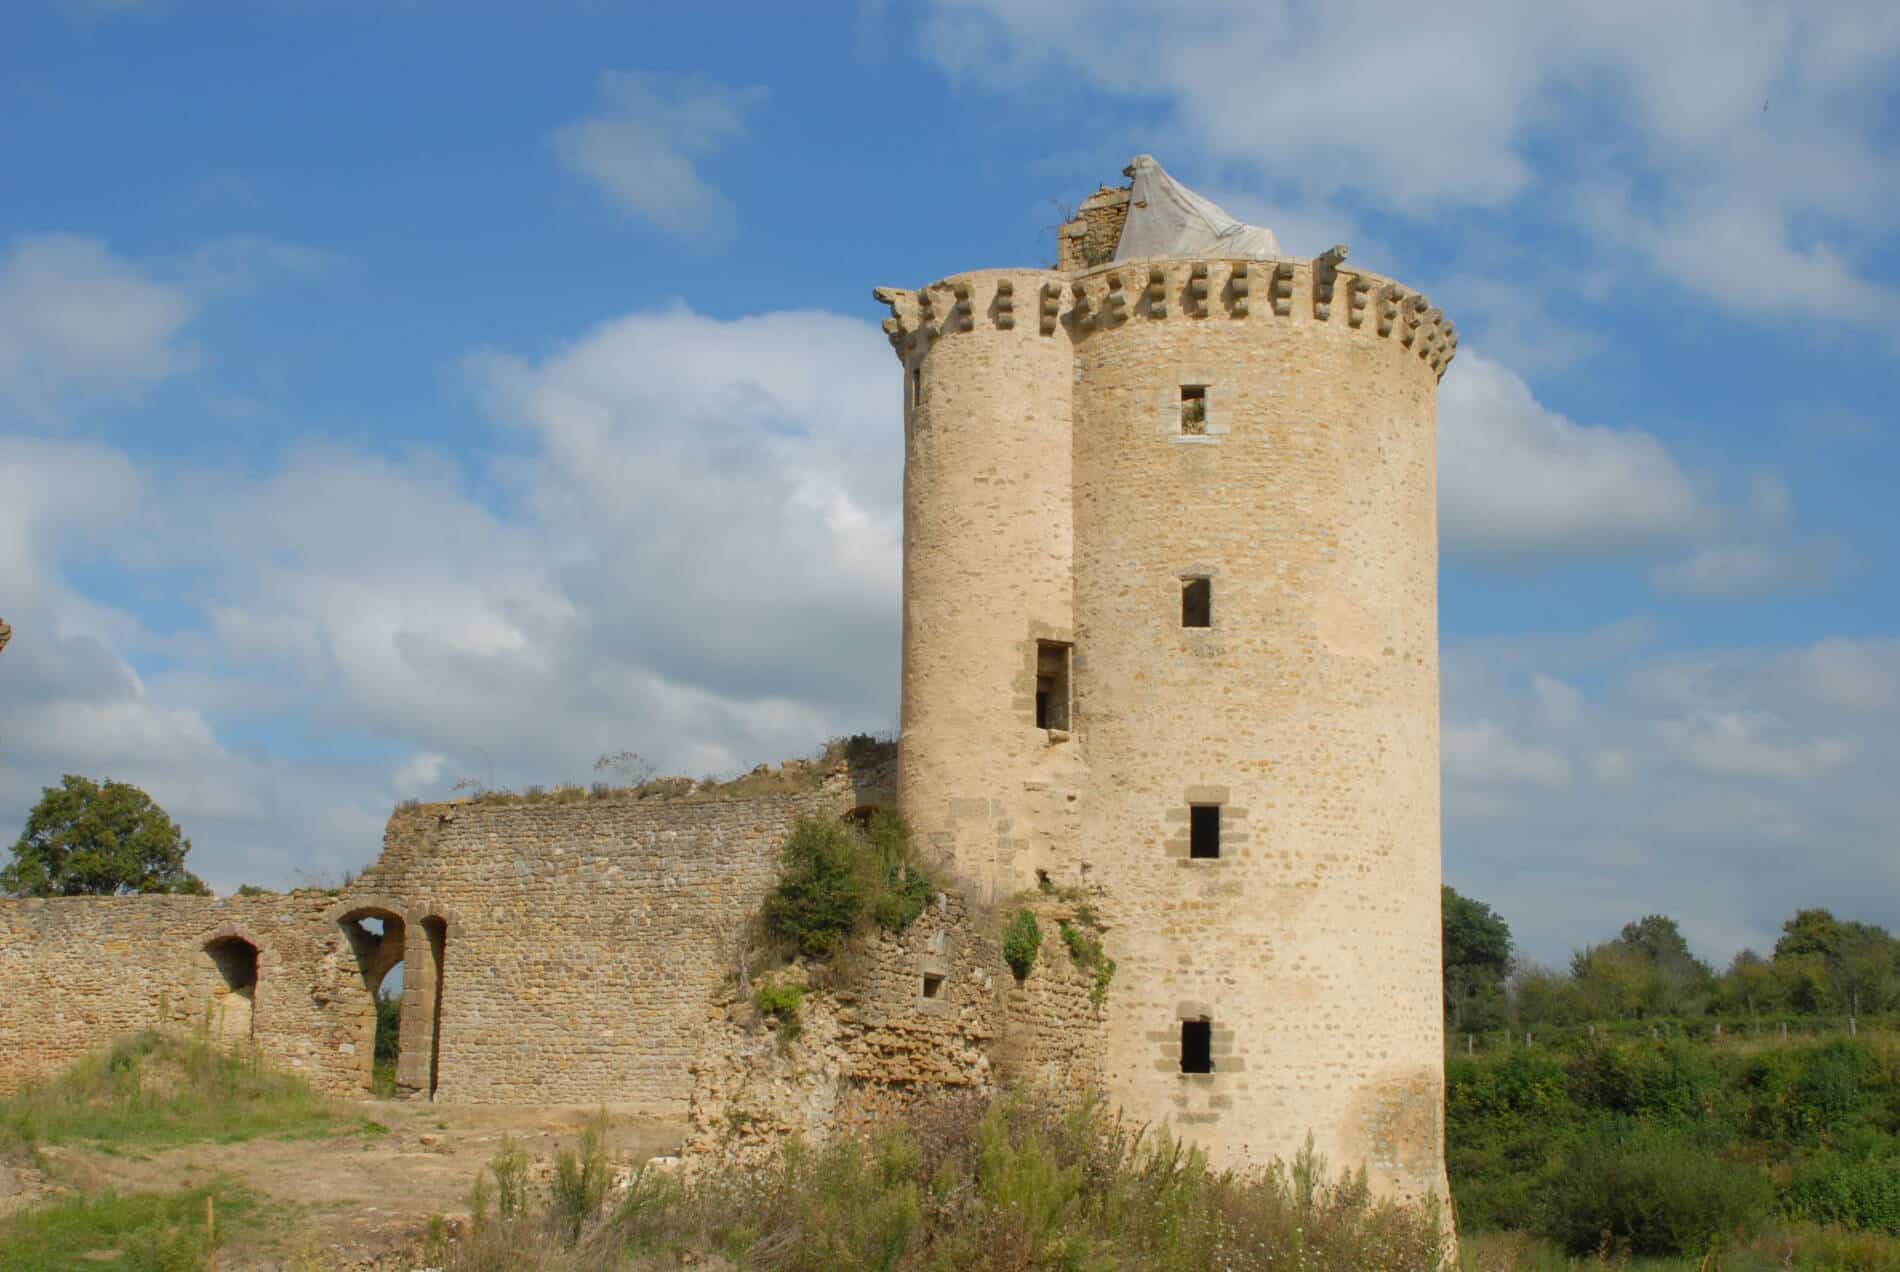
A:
324 896 453 1099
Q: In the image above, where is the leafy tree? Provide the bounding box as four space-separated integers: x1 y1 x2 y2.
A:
1443 886 1514 1029
1 775 208 897
1774 909 1900 1016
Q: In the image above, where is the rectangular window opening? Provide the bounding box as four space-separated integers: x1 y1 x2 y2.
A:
1035 642 1071 730
1182 577 1211 628
1180 384 1207 434
921 973 945 999
1189 804 1221 859
1181 1019 1213 1074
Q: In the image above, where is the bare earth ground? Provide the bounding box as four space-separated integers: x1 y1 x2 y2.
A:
18 1100 686 1269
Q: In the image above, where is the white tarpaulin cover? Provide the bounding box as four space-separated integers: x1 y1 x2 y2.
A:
1112 155 1281 262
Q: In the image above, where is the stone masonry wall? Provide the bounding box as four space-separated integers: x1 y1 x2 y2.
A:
348 758 892 1113
0 892 374 1096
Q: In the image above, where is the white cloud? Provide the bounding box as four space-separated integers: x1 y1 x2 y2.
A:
0 302 903 890
553 72 766 245
921 1 1900 327
1437 352 1708 563
0 236 195 417
0 233 327 423
1648 542 1834 600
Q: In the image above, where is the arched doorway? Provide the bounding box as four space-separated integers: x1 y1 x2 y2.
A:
330 898 450 1099
203 935 258 1041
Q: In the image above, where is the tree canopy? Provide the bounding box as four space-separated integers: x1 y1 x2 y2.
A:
2 775 208 897
1443 886 1514 1029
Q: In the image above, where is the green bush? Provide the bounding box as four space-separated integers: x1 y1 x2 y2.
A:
757 813 934 961
1003 910 1042 982
551 1110 612 1247
1786 1156 1900 1234
1538 1124 1773 1256
754 983 806 1041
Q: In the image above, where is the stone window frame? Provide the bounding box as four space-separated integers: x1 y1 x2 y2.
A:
1018 623 1076 740
1148 1001 1242 1081
1163 786 1250 862
1158 367 1228 443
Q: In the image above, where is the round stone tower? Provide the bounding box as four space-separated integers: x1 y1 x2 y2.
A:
876 156 1456 1206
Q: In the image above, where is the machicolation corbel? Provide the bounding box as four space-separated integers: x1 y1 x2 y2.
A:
1401 293 1428 347
950 283 975 333
1346 274 1371 328
1313 245 1348 321
1269 261 1294 316
1228 262 1250 317
1187 263 1210 317
1146 266 1167 317
1102 272 1128 324
1376 284 1401 336
1039 282 1062 335
1069 280 1092 331
993 278 1015 330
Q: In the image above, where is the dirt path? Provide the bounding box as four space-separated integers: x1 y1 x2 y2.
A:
37 1100 686 1268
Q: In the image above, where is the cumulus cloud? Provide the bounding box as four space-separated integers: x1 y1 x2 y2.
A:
0 233 327 423
1437 353 1708 563
554 71 766 244
921 1 1900 326
0 303 902 890
0 236 196 417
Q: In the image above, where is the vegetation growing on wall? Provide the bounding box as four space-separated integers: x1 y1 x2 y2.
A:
756 810 934 962
1059 917 1116 1010
1003 910 1042 982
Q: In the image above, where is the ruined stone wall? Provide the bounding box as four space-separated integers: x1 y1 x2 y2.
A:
684 894 1106 1165
350 759 891 1113
1058 185 1131 271
0 893 374 1096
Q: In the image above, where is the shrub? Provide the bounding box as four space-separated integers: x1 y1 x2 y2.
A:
1003 910 1042 982
1786 1156 1900 1234
759 818 869 958
754 983 806 1041
439 1088 1445 1270
758 813 934 961
1539 1124 1773 1256
488 1135 530 1222
551 1110 612 1246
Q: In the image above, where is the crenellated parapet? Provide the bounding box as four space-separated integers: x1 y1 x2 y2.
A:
875 253 1457 379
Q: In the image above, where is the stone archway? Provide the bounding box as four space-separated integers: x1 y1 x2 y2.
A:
325 896 454 1099
195 922 272 1042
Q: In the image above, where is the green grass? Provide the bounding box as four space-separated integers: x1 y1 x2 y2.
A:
0 1028 369 1152
0 1178 260 1271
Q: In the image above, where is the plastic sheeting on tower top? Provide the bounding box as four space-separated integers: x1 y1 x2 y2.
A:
1112 154 1281 262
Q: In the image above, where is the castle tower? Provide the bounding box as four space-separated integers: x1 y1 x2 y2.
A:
876 156 1456 1205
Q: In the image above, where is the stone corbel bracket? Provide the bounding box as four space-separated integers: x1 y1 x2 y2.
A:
1312 245 1348 321
1228 262 1251 317
1039 282 1063 335
871 286 920 353
1146 266 1167 317
1269 261 1295 316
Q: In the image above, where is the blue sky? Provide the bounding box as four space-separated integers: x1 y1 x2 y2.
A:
1 0 1895 968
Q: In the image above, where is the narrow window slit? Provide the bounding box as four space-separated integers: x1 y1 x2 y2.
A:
1182 577 1211 628
1181 1019 1213 1073
1035 642 1071 730
1190 805 1221 859
1180 384 1207 434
